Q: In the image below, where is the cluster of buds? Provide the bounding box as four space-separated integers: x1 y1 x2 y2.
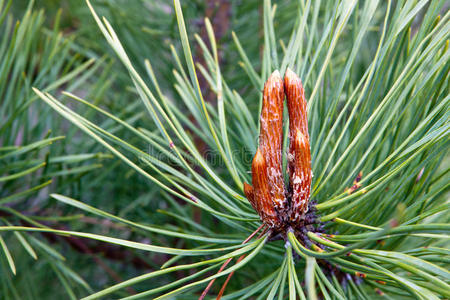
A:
244 68 312 231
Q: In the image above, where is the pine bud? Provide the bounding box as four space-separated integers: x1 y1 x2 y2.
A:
251 148 279 227
244 68 311 230
259 70 287 213
285 68 311 222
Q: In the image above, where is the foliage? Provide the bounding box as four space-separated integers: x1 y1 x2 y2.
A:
0 0 114 297
2 0 449 299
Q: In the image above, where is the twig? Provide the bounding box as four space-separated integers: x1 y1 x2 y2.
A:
199 223 266 300
216 227 268 299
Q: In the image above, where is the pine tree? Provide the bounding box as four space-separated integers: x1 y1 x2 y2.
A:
2 0 449 298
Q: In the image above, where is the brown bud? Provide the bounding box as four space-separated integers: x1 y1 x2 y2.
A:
245 69 312 229
251 148 278 227
259 70 287 213
243 182 256 211
285 68 308 139
285 68 311 222
289 130 312 220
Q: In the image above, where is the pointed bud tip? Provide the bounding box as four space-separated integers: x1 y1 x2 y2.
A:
271 69 281 78
285 67 300 83
253 148 264 164
243 182 253 192
265 70 284 100
285 67 294 76
267 70 283 85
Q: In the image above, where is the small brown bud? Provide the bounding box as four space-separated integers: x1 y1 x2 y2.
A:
251 149 278 227
375 288 384 296
243 182 256 211
355 171 363 183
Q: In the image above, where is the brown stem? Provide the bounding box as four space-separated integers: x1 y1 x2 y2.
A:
216 227 269 300
199 224 265 300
